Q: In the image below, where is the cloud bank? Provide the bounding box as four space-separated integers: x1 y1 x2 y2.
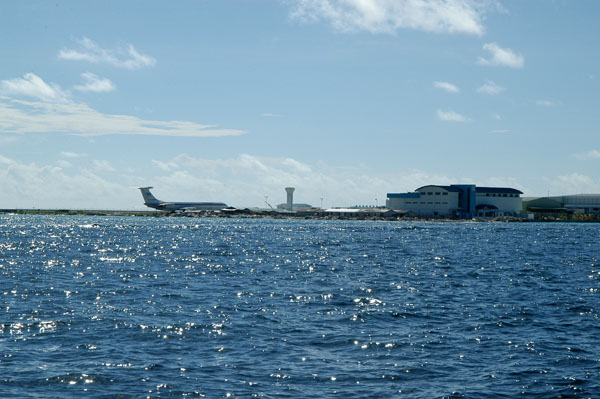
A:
0 152 437 209
290 0 499 35
0 154 127 210
544 173 600 195
3 152 594 210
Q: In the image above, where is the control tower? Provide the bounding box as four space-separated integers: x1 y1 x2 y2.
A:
285 187 295 211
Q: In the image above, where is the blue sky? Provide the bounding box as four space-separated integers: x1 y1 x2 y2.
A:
1 0 599 209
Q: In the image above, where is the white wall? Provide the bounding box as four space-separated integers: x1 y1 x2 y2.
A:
388 187 459 217
476 193 522 215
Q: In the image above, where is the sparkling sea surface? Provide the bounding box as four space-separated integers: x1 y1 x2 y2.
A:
1 215 599 398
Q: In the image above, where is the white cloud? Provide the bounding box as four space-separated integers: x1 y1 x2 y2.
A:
489 129 509 134
536 99 559 107
56 160 72 168
437 109 469 122
61 151 87 158
574 149 600 160
434 81 460 93
477 80 505 95
282 157 313 173
543 173 600 195
290 0 499 35
262 113 284 118
0 154 132 209
0 73 70 103
0 74 245 138
92 160 115 172
152 159 179 171
2 151 562 209
74 72 116 93
0 154 15 165
59 37 156 70
478 42 524 68
141 153 471 208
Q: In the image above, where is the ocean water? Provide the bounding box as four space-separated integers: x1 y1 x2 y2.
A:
1 215 599 398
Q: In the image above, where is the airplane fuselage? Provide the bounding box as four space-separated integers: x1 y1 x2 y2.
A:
138 187 227 212
145 201 228 211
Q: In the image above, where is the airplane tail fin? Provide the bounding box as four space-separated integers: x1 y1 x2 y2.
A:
138 187 161 205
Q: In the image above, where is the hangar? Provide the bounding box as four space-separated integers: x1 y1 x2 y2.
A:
386 184 523 219
523 194 600 216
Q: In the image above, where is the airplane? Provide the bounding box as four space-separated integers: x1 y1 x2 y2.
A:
138 187 228 212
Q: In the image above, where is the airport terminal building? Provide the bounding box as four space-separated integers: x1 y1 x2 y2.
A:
386 185 523 218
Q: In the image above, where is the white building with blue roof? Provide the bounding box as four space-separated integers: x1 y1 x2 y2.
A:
475 187 524 218
386 185 523 218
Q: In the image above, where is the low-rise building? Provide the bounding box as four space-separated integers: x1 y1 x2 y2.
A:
475 187 524 218
276 203 314 211
386 184 523 218
523 194 600 216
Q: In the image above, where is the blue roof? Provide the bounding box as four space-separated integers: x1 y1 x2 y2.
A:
387 192 420 199
388 185 523 198
415 185 462 193
476 187 523 195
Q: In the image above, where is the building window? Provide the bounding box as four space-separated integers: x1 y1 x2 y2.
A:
435 192 441 195
442 192 448 196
